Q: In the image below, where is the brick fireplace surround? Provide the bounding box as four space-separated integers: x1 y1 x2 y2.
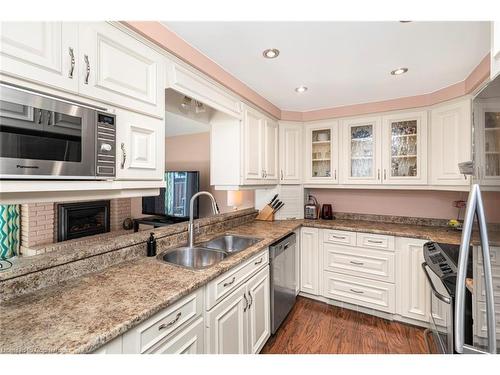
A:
20 198 132 256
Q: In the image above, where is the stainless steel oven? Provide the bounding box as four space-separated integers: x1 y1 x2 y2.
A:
0 84 115 179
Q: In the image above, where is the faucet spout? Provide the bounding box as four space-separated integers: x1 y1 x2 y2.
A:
187 191 219 248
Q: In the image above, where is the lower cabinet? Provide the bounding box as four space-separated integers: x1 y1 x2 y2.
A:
300 227 319 295
149 317 204 354
206 264 270 354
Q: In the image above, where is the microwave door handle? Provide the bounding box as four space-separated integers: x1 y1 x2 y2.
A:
421 263 451 304
476 186 497 354
455 184 476 354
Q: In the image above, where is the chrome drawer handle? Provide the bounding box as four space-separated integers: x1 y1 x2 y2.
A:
350 288 364 294
243 293 249 312
223 277 236 287
254 258 263 265
248 291 253 308
331 235 346 240
68 47 75 79
367 239 383 244
158 312 181 330
350 261 364 266
120 143 126 169
84 54 90 84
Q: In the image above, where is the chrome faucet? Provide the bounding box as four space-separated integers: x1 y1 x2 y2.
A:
187 191 220 248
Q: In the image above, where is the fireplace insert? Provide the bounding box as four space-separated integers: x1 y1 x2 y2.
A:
57 200 110 242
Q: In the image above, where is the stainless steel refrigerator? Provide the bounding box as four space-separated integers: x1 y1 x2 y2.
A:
455 74 500 354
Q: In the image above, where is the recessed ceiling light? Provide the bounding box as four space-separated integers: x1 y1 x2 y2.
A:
295 86 308 93
263 48 280 59
390 67 408 76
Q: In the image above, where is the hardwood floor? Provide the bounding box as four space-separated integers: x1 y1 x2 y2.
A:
261 296 429 354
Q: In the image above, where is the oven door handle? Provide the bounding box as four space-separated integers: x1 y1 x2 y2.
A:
421 262 451 304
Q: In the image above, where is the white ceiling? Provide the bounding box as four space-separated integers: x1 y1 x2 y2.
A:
162 21 490 111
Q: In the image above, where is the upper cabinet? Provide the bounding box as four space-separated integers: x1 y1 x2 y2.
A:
210 104 278 189
341 116 382 185
381 111 428 185
78 23 165 118
279 122 302 184
304 121 339 184
0 22 79 93
1 22 165 118
430 99 471 186
491 21 500 80
474 98 500 186
114 108 165 181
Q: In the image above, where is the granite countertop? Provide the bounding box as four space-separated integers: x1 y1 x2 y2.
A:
1 217 498 354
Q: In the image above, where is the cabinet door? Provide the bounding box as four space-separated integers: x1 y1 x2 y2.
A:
396 237 430 323
430 100 471 186
304 122 339 183
492 21 500 80
149 317 204 354
246 266 271 354
279 122 302 184
340 117 382 185
263 119 279 182
300 227 319 295
0 22 78 92
115 108 164 180
382 111 428 185
243 106 263 181
474 99 500 185
78 22 165 117
206 283 248 354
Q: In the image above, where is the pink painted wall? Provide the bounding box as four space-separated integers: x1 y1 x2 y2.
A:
131 132 254 219
308 189 500 223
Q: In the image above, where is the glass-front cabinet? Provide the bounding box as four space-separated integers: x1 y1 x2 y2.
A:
381 111 428 185
474 99 500 185
304 121 339 183
341 117 382 184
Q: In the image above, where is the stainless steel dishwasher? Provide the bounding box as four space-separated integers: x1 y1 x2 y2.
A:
269 232 297 334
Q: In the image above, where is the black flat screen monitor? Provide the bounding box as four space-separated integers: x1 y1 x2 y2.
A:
142 171 200 219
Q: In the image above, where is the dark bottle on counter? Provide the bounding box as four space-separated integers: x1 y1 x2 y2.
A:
147 232 157 257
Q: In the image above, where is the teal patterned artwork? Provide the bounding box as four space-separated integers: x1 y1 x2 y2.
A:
0 205 20 259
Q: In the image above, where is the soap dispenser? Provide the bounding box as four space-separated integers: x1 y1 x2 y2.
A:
147 232 157 257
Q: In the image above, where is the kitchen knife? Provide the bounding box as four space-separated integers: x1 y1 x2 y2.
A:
273 202 285 213
271 200 281 209
269 194 279 205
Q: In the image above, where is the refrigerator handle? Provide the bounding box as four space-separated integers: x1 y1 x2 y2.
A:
476 185 497 354
455 184 497 354
454 184 475 354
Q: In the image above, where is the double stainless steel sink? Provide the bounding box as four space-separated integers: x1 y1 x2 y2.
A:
161 235 261 270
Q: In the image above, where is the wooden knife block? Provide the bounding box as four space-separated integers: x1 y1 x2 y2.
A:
256 204 275 221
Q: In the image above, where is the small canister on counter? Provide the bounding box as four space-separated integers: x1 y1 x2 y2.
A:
147 232 157 257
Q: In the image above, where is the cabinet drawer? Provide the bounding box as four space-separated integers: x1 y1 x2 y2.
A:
477 246 500 267
122 289 203 353
205 249 269 311
356 232 395 251
323 229 356 247
322 271 395 313
148 317 204 354
323 244 395 282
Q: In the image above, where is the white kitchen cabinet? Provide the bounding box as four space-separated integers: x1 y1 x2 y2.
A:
474 98 500 186
93 336 123 354
396 237 430 324
211 105 278 188
492 21 500 80
382 111 428 185
304 121 339 183
300 227 319 295
0 22 79 93
279 121 303 183
78 22 165 118
114 108 165 181
340 116 382 185
206 265 270 354
149 317 204 354
430 99 472 186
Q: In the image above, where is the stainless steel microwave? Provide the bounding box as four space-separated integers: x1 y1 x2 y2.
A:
0 84 116 179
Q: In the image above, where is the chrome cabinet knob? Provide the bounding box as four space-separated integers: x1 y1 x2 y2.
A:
100 143 112 152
